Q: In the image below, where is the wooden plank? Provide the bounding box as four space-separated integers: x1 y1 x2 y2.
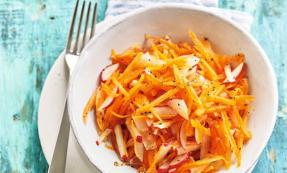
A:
0 0 107 172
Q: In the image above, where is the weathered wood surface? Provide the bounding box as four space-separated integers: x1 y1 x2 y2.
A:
0 0 286 172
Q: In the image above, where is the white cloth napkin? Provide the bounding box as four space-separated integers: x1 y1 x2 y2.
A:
105 0 253 31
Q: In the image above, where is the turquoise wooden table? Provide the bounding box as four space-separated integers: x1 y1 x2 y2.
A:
0 0 286 172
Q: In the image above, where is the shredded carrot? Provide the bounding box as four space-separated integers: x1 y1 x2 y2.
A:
188 31 211 62
177 155 226 172
119 52 143 80
82 90 97 123
208 95 236 105
150 108 163 121
191 119 211 136
185 84 203 108
232 107 252 140
111 76 130 98
83 31 254 172
121 69 143 84
101 85 115 97
221 111 240 166
137 88 178 113
199 58 218 80
173 64 185 88
206 105 229 113
111 111 131 119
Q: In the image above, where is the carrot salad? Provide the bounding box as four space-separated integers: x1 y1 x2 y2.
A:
83 31 254 173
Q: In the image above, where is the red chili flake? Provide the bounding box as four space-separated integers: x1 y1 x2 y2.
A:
121 155 128 162
136 135 143 143
96 140 100 146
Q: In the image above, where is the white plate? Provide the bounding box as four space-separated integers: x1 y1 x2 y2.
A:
38 6 264 173
68 4 277 173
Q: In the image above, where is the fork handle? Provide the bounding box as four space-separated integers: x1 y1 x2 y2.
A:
48 99 70 173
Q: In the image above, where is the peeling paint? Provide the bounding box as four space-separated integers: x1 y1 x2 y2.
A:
278 105 287 120
0 0 107 172
268 149 276 164
30 3 46 21
0 146 12 173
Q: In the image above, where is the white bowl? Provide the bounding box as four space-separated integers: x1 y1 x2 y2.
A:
68 4 278 173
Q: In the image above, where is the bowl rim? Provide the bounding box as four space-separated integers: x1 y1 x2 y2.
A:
68 3 278 172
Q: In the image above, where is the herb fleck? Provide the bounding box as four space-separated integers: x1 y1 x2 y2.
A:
114 161 120 166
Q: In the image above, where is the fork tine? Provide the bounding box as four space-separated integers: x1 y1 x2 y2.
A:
66 0 79 52
73 0 86 54
90 2 97 39
81 1 91 51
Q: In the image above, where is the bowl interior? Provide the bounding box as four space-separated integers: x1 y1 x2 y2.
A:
68 5 277 173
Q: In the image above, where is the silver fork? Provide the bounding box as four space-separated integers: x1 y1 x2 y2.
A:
48 1 97 173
